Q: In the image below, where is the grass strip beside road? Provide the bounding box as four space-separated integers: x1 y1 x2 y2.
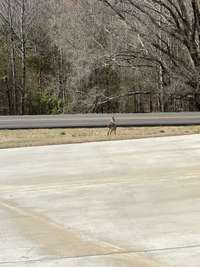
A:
0 126 200 149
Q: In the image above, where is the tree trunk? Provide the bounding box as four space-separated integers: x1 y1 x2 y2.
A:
8 0 17 114
158 4 164 112
21 0 26 115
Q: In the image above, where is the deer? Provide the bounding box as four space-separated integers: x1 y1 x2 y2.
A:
107 116 117 136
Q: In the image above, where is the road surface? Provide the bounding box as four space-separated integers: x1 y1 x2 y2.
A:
0 112 200 129
0 135 200 266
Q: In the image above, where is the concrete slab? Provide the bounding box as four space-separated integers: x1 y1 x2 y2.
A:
0 135 200 266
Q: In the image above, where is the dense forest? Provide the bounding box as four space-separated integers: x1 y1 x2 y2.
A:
0 0 200 115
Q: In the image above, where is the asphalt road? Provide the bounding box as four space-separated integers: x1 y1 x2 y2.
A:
0 112 200 129
0 135 200 267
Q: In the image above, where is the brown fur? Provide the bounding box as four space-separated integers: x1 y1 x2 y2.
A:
107 116 117 136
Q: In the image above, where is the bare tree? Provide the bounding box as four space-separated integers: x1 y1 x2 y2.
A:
0 0 40 114
1 0 199 114
100 0 200 107
0 0 18 113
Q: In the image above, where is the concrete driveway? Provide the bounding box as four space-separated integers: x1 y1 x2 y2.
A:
0 135 200 266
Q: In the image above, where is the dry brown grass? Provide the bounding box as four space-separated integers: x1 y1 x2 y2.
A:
0 126 200 149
